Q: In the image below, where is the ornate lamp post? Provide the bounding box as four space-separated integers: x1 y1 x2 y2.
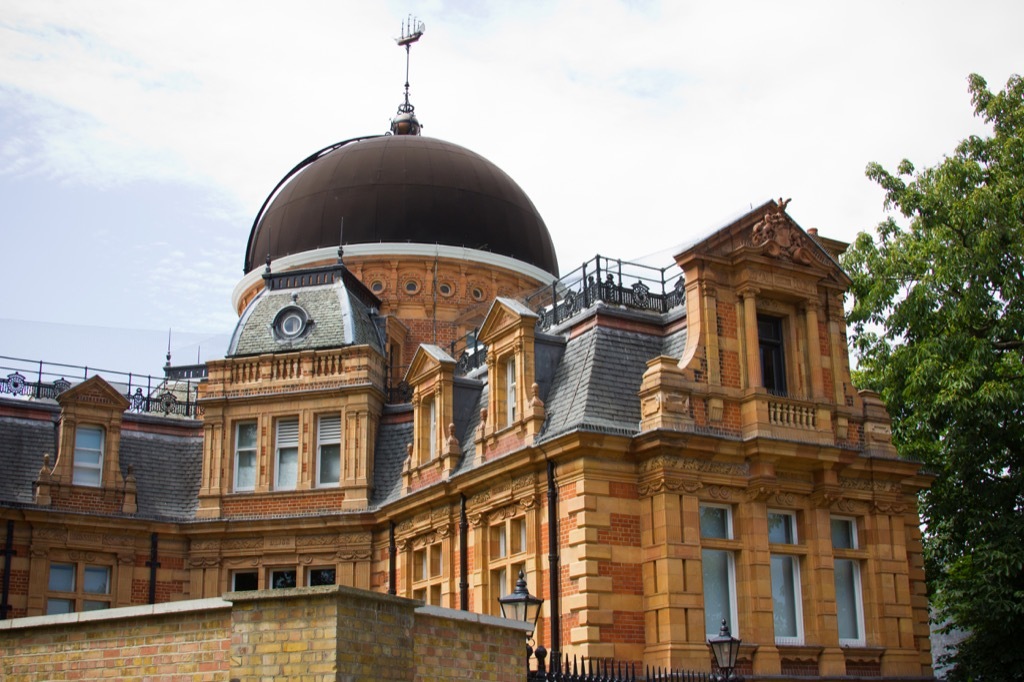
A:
707 619 743 682
499 570 546 672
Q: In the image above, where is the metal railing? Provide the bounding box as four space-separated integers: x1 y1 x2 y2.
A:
524 255 686 333
528 650 710 682
449 329 486 377
0 355 202 418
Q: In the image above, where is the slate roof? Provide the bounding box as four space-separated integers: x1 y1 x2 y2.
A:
119 430 203 522
0 412 56 506
540 326 664 440
228 282 383 357
369 416 414 507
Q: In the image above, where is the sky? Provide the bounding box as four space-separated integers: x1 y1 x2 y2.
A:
1 0 1022 378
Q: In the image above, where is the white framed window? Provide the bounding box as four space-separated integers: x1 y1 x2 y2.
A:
768 510 798 544
232 570 258 591
275 418 299 490
505 357 517 424
308 567 337 587
832 517 865 646
700 504 738 637
234 422 258 492
428 397 437 461
72 425 104 487
317 414 341 487
270 568 296 589
768 510 803 645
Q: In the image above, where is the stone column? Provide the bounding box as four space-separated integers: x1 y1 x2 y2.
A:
739 288 761 390
802 300 825 400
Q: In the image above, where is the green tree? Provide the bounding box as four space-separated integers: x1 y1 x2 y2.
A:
843 74 1024 680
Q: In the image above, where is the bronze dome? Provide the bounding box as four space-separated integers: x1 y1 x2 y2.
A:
244 135 559 276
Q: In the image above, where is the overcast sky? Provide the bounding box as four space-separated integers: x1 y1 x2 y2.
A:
1 0 1022 377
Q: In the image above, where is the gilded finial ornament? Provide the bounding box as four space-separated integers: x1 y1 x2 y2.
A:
391 16 426 135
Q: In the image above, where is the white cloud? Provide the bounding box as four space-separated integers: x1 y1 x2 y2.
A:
1 0 1023 364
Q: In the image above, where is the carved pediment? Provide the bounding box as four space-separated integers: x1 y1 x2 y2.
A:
477 297 538 345
405 344 455 385
750 198 815 266
56 375 130 411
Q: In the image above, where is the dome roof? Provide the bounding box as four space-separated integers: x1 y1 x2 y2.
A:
245 135 559 276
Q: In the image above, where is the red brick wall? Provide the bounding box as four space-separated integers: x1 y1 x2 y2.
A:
220 488 347 517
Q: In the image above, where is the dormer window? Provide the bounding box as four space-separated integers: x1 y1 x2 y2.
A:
428 397 437 461
505 356 517 426
72 425 104 487
272 305 311 342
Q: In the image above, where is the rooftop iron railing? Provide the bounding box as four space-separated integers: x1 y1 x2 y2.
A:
0 355 202 418
524 255 686 333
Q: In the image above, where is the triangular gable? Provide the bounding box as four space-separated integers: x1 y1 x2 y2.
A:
477 297 537 345
405 344 456 385
56 375 131 411
674 198 852 287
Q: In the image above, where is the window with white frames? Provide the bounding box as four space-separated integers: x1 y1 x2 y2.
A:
234 422 257 492
317 414 341 487
308 567 336 587
428 397 437 460
832 517 865 645
700 504 739 637
768 510 803 645
232 570 258 591
270 568 296 589
275 418 299 490
505 356 517 425
72 425 104 487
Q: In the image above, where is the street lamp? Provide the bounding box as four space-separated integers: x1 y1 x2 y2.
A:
498 569 543 637
499 569 546 672
707 619 743 682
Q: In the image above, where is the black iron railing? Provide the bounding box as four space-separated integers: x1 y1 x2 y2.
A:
0 355 203 418
449 329 486 377
528 650 710 682
525 255 686 333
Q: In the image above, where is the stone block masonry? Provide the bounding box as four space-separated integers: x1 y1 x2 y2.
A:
1 586 532 681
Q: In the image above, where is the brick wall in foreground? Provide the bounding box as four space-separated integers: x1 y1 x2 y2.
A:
0 586 531 682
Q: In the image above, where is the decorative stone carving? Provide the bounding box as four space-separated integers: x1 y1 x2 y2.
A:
513 474 535 491
750 199 814 266
639 455 749 477
706 485 734 501
224 538 263 550
296 535 337 547
746 483 780 502
638 478 703 498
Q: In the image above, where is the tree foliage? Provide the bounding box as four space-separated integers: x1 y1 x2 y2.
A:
844 74 1024 681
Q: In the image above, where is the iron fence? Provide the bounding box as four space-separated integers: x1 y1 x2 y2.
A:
0 355 202 418
524 255 686 333
529 650 710 682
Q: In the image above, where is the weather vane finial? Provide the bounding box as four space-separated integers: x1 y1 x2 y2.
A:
391 15 426 135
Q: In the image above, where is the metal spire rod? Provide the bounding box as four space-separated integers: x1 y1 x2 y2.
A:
395 15 425 115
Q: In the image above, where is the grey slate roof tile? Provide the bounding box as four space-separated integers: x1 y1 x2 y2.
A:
119 430 203 522
0 413 56 505
540 326 663 440
370 417 414 508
